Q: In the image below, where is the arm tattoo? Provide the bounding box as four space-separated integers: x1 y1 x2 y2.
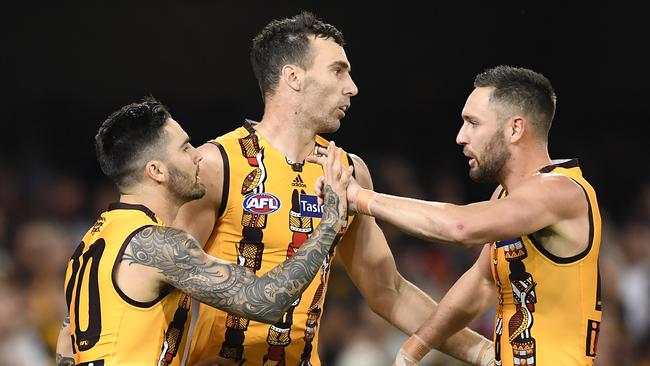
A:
124 185 343 323
56 312 75 365
56 353 75 366
61 311 70 329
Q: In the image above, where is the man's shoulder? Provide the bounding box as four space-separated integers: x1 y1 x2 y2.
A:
198 125 249 159
210 125 248 144
512 173 587 215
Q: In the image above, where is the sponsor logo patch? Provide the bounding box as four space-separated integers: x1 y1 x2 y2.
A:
243 193 281 215
495 238 521 248
299 194 323 218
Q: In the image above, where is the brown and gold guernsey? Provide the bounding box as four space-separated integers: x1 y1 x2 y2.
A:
490 159 602 366
187 121 355 366
64 203 193 366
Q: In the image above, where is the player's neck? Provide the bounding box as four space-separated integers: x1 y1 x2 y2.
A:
119 191 180 225
500 144 551 191
256 108 316 163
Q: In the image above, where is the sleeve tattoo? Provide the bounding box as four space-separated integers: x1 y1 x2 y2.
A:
124 185 344 323
62 311 70 328
56 354 75 366
56 312 75 365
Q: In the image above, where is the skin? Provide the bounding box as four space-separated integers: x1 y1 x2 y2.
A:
119 141 349 324
55 312 75 366
175 36 492 365
56 119 351 365
310 85 591 363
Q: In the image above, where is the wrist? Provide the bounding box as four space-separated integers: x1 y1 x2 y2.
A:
469 338 493 366
354 188 377 216
396 334 431 365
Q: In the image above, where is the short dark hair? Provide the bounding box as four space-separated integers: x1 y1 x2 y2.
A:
474 65 556 138
251 11 346 99
95 96 171 190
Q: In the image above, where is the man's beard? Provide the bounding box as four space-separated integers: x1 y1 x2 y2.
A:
469 128 510 183
168 164 206 202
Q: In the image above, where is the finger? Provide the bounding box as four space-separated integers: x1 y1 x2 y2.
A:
325 142 336 179
335 147 344 169
314 176 325 196
337 148 347 176
306 154 326 166
329 147 343 179
315 176 325 206
315 146 329 157
341 165 354 183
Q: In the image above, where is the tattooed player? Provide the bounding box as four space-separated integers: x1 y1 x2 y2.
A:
55 97 351 366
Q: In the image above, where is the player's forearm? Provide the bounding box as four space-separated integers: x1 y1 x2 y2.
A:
435 323 492 365
125 184 345 324
190 185 344 323
386 278 491 365
415 267 494 360
56 354 76 366
240 184 346 322
381 277 436 334
56 313 75 366
354 189 479 247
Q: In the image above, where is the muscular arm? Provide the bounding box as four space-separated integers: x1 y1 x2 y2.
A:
55 312 75 366
339 155 492 364
126 185 345 324
416 244 496 349
356 172 587 247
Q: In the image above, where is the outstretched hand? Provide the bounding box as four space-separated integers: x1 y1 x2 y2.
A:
306 141 359 213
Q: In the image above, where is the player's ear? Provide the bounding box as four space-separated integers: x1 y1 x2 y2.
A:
508 116 525 143
282 64 303 92
145 160 166 183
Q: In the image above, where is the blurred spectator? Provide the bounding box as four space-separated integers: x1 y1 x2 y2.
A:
334 303 392 366
12 220 73 356
0 267 51 366
617 221 650 353
91 179 119 218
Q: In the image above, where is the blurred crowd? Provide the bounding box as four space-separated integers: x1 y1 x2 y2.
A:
1 152 649 366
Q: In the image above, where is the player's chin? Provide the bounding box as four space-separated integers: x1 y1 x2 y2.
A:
321 119 341 134
192 183 207 200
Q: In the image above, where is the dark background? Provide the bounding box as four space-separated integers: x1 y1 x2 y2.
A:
2 0 649 223
2 1 649 365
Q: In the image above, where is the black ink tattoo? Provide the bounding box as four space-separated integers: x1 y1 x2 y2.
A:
61 311 70 329
56 312 75 365
123 185 344 323
56 353 75 366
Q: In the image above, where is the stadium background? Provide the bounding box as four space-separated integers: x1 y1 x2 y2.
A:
1 1 649 365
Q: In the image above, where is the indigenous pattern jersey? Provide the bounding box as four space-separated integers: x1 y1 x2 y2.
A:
187 121 354 366
64 203 193 366
490 159 602 366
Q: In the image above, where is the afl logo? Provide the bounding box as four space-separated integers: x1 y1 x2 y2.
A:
243 193 281 215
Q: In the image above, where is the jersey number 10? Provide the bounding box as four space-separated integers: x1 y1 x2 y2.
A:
65 239 106 352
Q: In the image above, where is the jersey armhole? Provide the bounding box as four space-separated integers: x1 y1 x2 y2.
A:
111 225 172 308
209 141 230 219
528 180 595 264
